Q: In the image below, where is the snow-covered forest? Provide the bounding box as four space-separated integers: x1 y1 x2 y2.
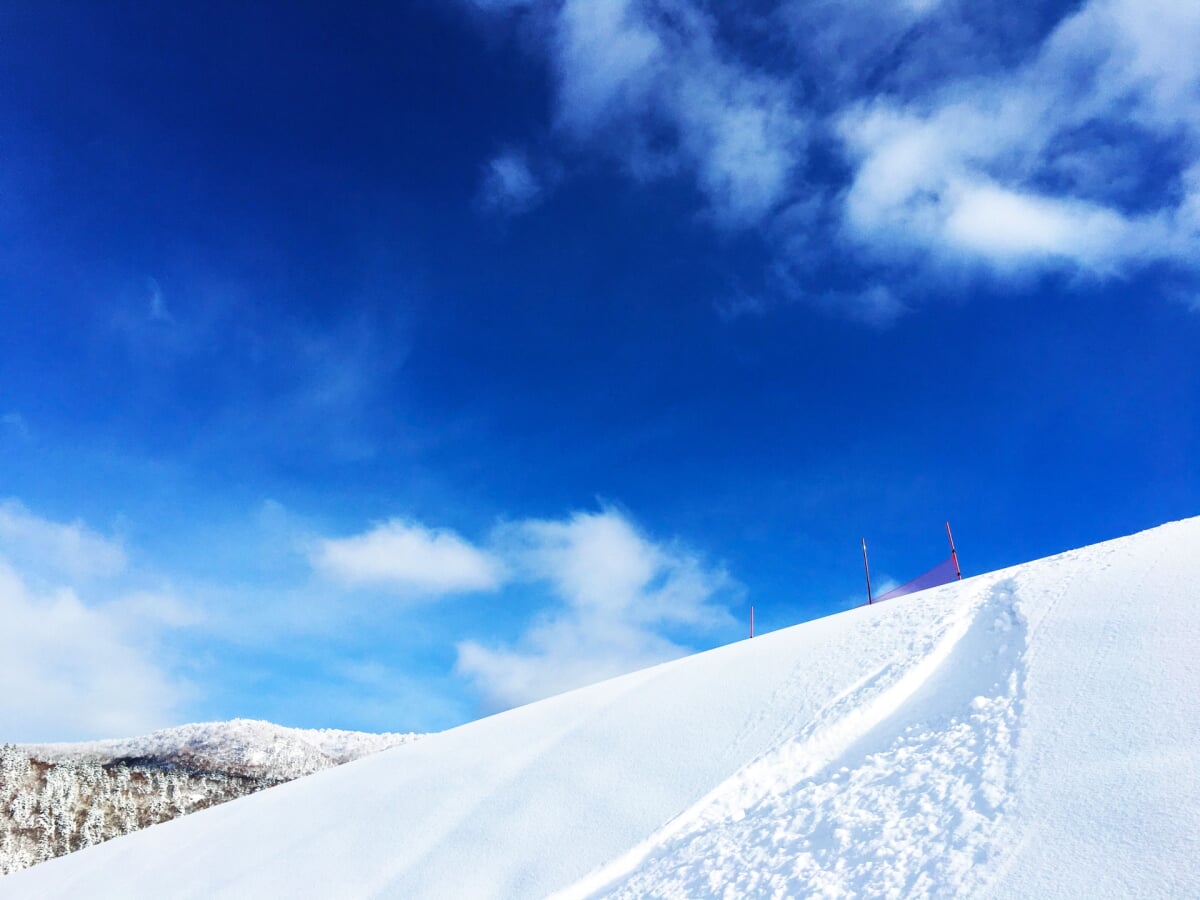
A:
0 744 272 874
1 720 421 874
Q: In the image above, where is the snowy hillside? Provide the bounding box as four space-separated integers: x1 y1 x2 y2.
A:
5 517 1199 898
21 719 421 781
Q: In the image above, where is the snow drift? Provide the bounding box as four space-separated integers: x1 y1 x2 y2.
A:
5 517 1199 898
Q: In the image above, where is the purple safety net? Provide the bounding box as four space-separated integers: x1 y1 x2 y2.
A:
873 556 959 604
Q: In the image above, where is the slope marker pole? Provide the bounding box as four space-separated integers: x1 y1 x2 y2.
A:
750 605 755 639
862 538 873 605
946 521 962 580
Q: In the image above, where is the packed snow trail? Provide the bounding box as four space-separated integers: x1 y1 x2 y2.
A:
5 517 1199 899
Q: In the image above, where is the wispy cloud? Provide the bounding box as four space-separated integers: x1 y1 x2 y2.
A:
474 0 806 228
0 498 127 581
837 0 1200 276
147 275 172 322
312 519 503 594
109 267 412 461
470 0 1200 315
1 412 32 441
479 149 545 215
456 508 739 711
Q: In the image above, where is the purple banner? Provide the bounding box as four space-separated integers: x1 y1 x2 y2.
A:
873 556 959 604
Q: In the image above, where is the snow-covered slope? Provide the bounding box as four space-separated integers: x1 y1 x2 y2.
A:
6 517 1199 898
21 719 420 781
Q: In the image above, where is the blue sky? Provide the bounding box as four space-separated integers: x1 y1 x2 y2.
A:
2 0 1198 741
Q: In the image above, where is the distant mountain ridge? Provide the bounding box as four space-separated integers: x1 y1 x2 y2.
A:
21 718 421 781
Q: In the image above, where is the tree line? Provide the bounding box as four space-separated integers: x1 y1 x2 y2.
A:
1 744 277 875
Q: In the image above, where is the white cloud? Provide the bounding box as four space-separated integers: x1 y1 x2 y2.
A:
941 183 1141 268
837 0 1200 277
312 518 502 594
672 53 802 225
553 0 663 134
473 0 1200 314
0 562 186 741
479 150 544 214
1044 0 1200 132
480 0 806 227
0 502 197 741
0 498 127 581
456 509 738 710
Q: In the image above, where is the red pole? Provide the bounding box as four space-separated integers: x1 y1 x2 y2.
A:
862 538 873 604
946 521 962 580
750 605 755 639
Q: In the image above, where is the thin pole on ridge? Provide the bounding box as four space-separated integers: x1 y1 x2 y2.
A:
946 521 962 580
862 538 873 604
750 605 755 639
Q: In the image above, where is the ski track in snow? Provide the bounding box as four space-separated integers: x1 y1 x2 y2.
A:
566 579 1028 900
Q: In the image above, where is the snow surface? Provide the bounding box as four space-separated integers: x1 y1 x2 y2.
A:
20 719 420 781
5 517 1199 898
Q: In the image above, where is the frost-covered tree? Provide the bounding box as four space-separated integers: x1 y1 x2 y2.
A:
0 746 276 875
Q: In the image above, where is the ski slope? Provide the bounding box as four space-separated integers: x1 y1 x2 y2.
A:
6 517 1199 898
